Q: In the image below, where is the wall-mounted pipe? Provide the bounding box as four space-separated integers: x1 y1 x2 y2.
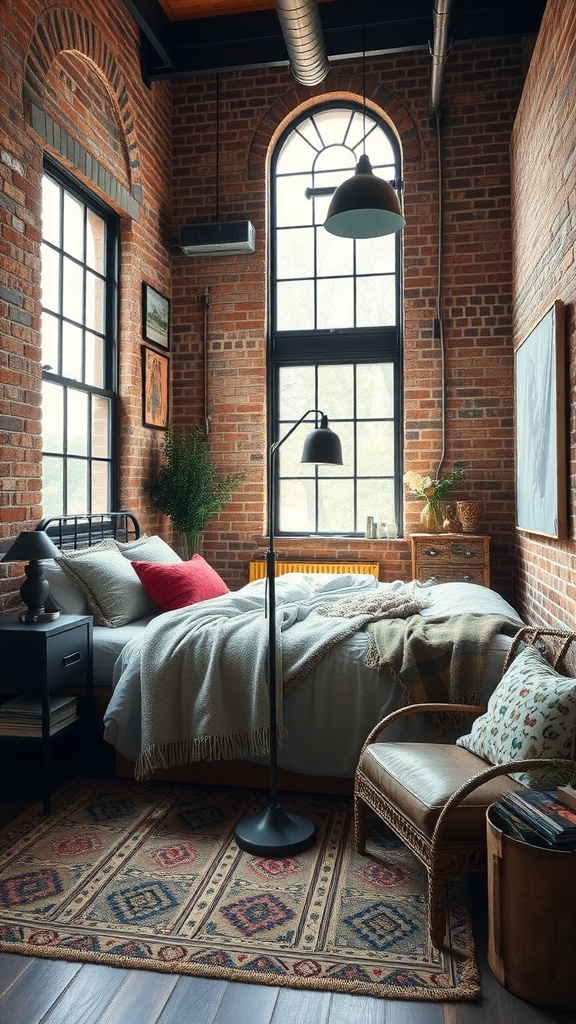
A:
274 0 329 86
429 0 453 122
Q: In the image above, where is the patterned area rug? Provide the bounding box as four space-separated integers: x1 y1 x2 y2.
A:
0 778 480 1000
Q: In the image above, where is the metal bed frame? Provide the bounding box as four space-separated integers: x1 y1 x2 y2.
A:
36 511 140 549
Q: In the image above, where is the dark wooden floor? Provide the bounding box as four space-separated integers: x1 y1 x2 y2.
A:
1 738 575 1024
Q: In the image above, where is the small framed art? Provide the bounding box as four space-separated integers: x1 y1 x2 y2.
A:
515 299 567 539
142 345 169 429
142 282 170 350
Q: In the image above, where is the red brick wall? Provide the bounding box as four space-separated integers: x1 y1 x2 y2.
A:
0 1 172 611
171 43 530 596
511 0 576 629
0 1 544 609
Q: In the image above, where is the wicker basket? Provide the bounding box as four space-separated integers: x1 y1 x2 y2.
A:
456 500 482 533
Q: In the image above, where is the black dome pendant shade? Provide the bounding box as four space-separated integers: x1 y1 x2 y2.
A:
324 154 406 239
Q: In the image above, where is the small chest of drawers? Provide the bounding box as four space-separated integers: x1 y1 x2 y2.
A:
410 533 490 587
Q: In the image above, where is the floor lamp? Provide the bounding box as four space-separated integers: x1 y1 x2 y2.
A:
234 410 343 857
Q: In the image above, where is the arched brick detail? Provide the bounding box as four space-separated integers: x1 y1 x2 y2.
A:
247 74 421 180
22 5 141 201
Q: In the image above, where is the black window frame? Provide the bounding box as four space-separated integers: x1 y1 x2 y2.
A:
41 157 120 516
268 101 404 538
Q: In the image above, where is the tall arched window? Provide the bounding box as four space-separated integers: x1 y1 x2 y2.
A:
270 102 404 538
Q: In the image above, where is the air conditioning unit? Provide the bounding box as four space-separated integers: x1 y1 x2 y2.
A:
179 221 256 256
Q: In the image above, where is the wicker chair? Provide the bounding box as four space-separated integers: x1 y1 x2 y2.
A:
353 627 576 950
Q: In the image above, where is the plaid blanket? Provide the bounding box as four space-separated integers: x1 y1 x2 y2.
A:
364 612 522 711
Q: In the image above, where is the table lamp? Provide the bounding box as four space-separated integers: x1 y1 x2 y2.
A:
1 529 61 623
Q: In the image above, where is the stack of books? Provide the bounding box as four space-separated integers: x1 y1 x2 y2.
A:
0 695 78 737
499 789 576 847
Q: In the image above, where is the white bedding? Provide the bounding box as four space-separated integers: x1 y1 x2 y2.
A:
102 575 524 779
93 617 157 685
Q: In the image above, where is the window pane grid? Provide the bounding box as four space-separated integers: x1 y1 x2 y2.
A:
272 104 402 536
41 164 116 517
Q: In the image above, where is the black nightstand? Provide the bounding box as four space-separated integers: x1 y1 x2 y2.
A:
0 613 93 813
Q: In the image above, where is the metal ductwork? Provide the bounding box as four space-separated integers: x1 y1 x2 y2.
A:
274 0 329 86
429 0 453 121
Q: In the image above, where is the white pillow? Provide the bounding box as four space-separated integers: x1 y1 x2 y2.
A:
56 544 159 627
114 534 182 564
41 538 119 615
456 645 576 786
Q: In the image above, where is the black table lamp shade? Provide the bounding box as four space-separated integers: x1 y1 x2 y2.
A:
234 410 342 857
1 529 60 622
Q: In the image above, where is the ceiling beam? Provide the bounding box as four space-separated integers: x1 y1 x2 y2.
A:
124 0 545 82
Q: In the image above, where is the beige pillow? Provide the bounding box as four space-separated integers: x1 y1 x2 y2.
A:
114 534 182 564
56 543 158 627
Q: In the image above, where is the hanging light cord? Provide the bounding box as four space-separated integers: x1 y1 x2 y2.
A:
215 73 220 221
358 0 362 148
434 110 446 481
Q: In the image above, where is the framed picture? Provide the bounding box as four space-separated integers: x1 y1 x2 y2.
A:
142 345 169 429
142 282 170 350
515 300 567 539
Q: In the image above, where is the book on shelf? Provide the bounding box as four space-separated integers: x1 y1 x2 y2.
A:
501 789 576 846
0 694 78 736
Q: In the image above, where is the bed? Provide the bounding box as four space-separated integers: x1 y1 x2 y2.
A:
37 511 526 792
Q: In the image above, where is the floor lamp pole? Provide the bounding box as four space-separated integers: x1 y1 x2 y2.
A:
235 410 342 857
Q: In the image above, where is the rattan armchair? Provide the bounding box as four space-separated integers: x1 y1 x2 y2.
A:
353 627 576 950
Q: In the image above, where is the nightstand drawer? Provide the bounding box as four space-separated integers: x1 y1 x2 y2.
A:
416 538 485 564
414 563 487 585
46 623 91 688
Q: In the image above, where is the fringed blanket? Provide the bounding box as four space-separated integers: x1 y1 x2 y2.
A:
134 577 429 780
364 612 522 711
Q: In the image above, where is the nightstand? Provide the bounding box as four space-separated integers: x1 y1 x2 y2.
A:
0 613 93 813
410 533 490 586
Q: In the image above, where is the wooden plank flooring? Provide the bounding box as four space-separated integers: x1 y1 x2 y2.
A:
1 741 575 1023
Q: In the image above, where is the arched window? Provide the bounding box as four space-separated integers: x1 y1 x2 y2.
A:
270 102 403 538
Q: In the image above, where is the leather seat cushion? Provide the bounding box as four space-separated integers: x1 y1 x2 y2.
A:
358 742 522 841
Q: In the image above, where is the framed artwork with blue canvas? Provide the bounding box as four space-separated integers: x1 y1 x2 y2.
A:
515 300 567 539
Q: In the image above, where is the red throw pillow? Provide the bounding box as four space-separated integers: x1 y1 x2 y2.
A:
131 554 229 611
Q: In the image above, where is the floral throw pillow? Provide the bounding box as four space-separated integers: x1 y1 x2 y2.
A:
456 644 576 787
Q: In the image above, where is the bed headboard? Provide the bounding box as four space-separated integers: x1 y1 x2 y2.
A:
36 511 140 549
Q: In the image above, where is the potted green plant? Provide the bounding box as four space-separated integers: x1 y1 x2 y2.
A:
147 425 244 559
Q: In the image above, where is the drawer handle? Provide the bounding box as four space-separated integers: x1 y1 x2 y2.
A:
62 651 81 667
423 548 439 557
461 574 472 582
463 550 474 558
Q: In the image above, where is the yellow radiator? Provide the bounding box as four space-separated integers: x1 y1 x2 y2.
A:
248 559 380 582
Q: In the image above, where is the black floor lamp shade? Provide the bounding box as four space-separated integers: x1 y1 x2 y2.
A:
234 410 342 857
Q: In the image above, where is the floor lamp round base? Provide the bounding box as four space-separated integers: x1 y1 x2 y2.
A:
234 804 316 857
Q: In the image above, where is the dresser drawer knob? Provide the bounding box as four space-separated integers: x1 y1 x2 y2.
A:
423 548 439 557
463 550 474 558
62 651 81 667
462 574 472 581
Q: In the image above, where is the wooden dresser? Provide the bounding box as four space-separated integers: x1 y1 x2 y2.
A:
410 533 490 587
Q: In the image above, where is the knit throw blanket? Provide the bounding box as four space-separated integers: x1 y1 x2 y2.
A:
134 578 428 781
364 612 522 713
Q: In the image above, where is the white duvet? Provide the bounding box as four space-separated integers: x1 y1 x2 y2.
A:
103 575 523 779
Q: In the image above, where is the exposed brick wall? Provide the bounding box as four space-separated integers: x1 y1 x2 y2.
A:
171 43 529 596
0 0 172 611
511 0 576 630
0 1 553 612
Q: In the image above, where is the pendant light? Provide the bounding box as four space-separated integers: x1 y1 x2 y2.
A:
324 2 406 239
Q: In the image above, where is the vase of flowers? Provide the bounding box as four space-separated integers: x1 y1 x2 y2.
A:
404 465 467 533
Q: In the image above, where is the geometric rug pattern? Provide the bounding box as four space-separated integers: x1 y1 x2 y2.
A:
0 779 480 1000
